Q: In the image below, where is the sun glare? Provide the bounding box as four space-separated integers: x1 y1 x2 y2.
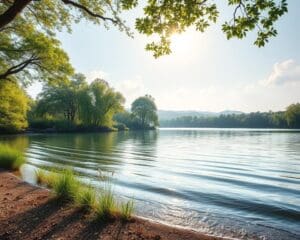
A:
170 31 196 54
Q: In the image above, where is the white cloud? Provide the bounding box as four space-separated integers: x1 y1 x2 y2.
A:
114 76 145 107
85 69 109 83
262 59 300 86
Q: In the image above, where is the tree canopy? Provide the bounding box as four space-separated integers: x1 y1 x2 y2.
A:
0 14 73 84
0 80 29 132
0 0 288 60
285 103 300 128
131 95 158 128
32 75 125 128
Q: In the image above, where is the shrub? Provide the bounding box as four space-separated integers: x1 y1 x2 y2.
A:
53 169 80 201
0 144 25 170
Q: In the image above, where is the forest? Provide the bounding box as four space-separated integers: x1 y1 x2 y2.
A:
160 104 300 129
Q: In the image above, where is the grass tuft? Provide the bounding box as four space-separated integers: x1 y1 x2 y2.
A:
120 200 134 221
95 187 117 220
53 169 80 201
35 169 58 187
0 144 25 170
76 186 96 211
34 168 135 221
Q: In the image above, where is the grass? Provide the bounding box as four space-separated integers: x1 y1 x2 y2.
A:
0 144 25 170
35 169 58 187
95 187 117 220
76 186 96 211
35 168 134 220
52 169 80 201
120 200 134 221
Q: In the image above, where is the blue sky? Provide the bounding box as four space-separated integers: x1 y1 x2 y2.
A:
27 1 300 112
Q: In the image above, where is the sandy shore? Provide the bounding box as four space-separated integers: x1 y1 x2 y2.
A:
0 171 222 240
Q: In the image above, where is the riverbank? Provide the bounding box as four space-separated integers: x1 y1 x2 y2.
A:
0 171 221 240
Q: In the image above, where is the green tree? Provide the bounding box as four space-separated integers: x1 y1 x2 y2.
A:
1 0 288 58
285 103 300 128
0 80 29 132
35 73 87 121
0 17 73 84
79 79 125 127
131 95 158 128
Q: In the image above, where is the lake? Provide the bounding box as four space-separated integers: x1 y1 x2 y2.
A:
1 128 299 239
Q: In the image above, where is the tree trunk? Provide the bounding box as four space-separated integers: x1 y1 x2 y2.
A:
0 0 32 29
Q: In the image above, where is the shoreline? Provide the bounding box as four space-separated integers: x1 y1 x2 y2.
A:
0 171 222 240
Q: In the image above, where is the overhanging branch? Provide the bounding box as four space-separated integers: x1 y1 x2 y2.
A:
61 0 118 24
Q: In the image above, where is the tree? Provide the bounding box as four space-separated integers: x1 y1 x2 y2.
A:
35 73 87 121
0 17 73 84
285 103 300 128
79 79 125 126
0 80 29 132
131 95 158 128
0 0 288 58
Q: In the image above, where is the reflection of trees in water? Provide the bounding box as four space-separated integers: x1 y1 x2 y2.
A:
126 130 159 161
130 130 158 145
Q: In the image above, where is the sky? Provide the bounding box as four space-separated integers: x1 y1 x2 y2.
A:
27 1 300 113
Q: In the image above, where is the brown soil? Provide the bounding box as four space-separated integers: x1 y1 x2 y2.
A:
0 171 222 240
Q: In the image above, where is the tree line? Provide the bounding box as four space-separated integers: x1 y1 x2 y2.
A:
0 75 159 133
160 105 300 129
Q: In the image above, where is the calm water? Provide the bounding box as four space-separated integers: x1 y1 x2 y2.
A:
1 129 300 239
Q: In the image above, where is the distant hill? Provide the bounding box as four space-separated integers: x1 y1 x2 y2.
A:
158 110 244 120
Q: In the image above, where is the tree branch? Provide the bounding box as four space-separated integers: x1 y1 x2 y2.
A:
61 0 118 24
0 0 32 29
0 56 40 80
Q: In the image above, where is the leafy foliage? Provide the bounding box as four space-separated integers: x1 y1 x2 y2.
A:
131 95 159 128
0 16 73 83
285 103 300 128
30 75 125 129
0 0 288 60
79 79 125 126
0 80 29 133
34 73 87 121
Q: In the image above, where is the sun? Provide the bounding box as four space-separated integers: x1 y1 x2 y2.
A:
169 31 196 54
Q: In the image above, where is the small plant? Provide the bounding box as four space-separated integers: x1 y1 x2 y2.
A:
76 186 96 210
95 187 117 220
0 144 25 170
35 169 58 187
120 200 134 221
53 169 80 201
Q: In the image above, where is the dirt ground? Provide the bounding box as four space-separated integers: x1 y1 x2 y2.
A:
0 171 222 240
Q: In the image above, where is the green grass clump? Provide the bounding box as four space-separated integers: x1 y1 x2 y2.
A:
53 169 80 201
34 167 135 221
35 169 57 187
76 186 96 211
95 187 117 220
120 200 134 220
0 144 25 170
